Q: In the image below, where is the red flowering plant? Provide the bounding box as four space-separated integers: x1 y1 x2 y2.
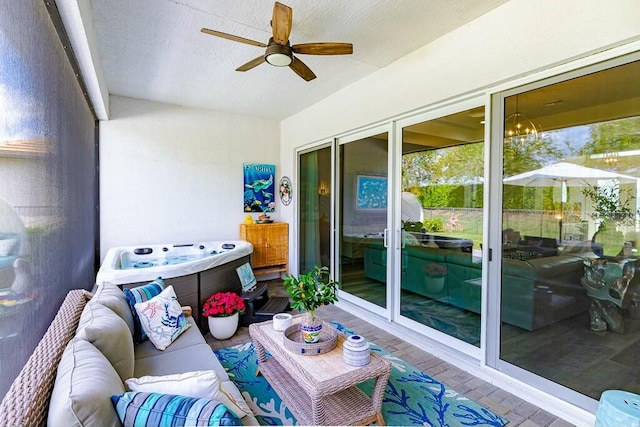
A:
202 292 246 318
423 262 447 278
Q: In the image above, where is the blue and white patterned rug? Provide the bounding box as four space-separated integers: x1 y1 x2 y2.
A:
214 322 507 426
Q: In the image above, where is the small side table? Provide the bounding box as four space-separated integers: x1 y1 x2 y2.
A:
596 390 640 427
249 317 392 426
240 282 290 326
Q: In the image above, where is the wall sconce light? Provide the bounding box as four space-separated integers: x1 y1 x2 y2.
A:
318 183 327 195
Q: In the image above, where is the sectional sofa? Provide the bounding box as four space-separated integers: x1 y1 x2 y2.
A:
364 241 590 331
0 283 258 426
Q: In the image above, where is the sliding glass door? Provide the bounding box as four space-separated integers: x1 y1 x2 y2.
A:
495 55 640 411
397 105 486 348
337 129 390 312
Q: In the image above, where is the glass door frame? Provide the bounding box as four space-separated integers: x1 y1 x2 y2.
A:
393 96 487 360
335 123 394 319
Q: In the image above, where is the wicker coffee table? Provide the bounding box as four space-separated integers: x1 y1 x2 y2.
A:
249 316 392 426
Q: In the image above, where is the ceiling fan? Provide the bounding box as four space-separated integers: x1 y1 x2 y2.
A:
201 2 353 81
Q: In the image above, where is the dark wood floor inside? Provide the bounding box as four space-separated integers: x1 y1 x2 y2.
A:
339 261 640 402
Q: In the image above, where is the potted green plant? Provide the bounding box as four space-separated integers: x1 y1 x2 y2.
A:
284 265 339 343
583 182 639 257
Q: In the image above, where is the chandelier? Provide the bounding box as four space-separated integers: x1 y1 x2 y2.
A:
504 96 540 145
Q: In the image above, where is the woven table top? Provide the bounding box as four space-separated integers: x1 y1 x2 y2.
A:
249 315 390 386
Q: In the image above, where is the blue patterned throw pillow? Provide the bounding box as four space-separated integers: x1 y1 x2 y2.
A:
123 277 166 343
134 285 190 351
112 391 242 426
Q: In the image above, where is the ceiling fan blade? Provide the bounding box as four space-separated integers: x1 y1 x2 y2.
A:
201 28 267 48
292 42 353 55
289 56 316 81
271 2 292 45
236 56 266 72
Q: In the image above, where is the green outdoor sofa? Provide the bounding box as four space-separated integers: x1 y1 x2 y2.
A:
364 241 590 331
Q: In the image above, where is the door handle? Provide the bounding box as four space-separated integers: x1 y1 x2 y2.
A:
383 228 389 248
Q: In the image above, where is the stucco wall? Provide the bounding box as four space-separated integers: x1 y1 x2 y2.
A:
99 96 280 259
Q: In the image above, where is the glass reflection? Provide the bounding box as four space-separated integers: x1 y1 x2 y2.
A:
339 133 389 308
500 59 640 400
400 107 485 346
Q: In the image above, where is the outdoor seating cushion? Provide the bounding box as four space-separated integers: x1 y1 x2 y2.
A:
134 316 205 359
76 303 135 381
124 277 166 343
134 285 190 351
91 281 135 335
48 339 124 427
111 391 241 426
134 343 230 381
527 255 584 279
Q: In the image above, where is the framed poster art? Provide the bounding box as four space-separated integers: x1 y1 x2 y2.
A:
244 163 276 213
356 175 388 210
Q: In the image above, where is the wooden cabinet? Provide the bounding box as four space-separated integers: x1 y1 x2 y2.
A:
240 222 288 277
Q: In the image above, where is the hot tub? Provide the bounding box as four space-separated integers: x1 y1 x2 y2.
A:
96 240 253 329
96 240 253 285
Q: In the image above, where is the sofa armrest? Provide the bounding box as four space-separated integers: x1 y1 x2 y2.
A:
0 289 91 427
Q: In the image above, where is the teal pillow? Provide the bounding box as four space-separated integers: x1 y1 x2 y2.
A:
123 278 166 343
111 391 242 426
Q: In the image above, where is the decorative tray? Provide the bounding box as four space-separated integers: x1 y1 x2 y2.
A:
255 219 274 224
283 322 338 356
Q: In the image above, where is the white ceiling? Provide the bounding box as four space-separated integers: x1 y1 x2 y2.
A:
82 0 507 120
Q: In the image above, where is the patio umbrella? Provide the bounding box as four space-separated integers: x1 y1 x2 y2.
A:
503 162 637 189
401 191 424 222
503 162 638 241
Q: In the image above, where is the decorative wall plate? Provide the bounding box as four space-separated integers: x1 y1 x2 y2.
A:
279 176 292 206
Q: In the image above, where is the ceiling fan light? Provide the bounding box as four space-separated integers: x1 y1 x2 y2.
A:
266 52 292 66
265 42 293 67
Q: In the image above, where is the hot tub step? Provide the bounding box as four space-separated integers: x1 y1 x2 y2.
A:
241 283 291 326
255 297 290 316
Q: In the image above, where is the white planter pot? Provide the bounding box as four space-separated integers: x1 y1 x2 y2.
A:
424 276 445 293
207 312 239 340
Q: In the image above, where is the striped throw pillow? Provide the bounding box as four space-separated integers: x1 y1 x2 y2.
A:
123 277 166 343
111 392 242 427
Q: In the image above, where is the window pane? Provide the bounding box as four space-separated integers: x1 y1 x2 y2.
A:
299 147 331 272
0 2 97 397
500 59 640 400
339 133 389 308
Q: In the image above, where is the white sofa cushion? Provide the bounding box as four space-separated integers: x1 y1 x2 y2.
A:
125 370 250 419
48 339 124 427
76 303 134 381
